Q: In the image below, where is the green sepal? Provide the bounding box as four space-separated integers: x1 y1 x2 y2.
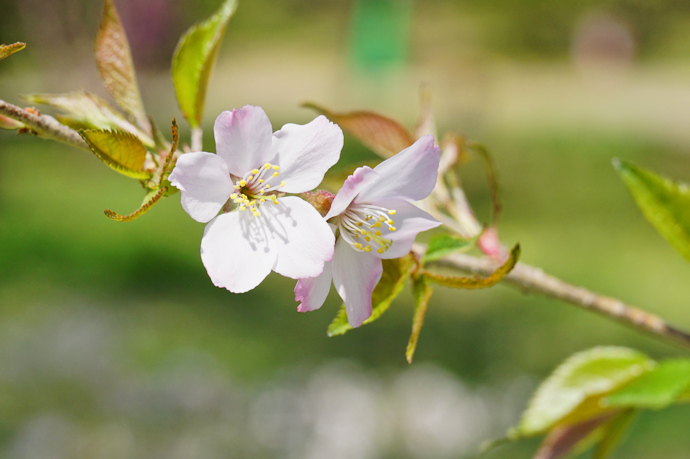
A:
327 254 415 337
172 0 238 128
80 129 152 180
104 187 167 222
425 243 519 289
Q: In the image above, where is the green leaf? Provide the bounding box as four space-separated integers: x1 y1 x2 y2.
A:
304 102 415 158
104 187 167 222
95 0 149 132
405 275 433 363
172 0 237 128
594 410 638 459
0 42 26 61
23 92 153 147
604 359 690 410
422 233 477 264
511 347 651 438
328 254 415 337
425 243 519 289
614 158 690 262
80 129 151 180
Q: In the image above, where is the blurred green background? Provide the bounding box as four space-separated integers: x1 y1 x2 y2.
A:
2 0 690 457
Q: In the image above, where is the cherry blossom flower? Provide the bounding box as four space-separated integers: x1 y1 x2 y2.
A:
295 135 442 327
169 105 343 293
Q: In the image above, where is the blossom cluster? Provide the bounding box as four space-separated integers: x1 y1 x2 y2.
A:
170 106 440 327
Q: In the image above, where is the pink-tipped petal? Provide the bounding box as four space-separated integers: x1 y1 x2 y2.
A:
373 198 441 259
295 263 333 312
169 152 234 223
272 115 343 193
331 238 383 328
357 135 441 203
214 106 274 175
200 212 278 293
324 166 381 220
269 196 336 279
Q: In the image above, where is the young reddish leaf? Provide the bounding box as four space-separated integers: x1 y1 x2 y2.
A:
614 158 690 262
304 102 415 158
0 42 26 61
172 0 238 128
104 187 167 222
328 254 415 337
80 129 151 180
534 412 618 459
425 243 519 289
604 358 690 410
405 275 433 363
95 0 149 132
511 347 651 438
23 92 153 146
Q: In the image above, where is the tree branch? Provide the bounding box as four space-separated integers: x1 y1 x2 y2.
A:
0 99 89 150
413 244 690 351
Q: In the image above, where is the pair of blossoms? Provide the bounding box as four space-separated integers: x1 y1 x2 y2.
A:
169 106 440 327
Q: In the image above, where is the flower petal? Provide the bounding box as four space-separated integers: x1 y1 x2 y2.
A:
169 151 234 223
324 166 381 220
331 238 383 327
200 211 278 293
373 198 441 259
271 115 343 193
295 262 333 312
214 106 274 175
357 135 441 203
269 196 336 279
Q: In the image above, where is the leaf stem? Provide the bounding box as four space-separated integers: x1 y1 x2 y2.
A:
0 99 89 150
191 126 203 152
413 244 690 351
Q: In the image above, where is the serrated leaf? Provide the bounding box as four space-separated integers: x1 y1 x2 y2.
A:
594 410 638 459
80 129 151 179
605 359 690 410
614 158 690 262
304 102 415 158
0 42 26 61
534 412 618 459
328 254 415 337
96 0 149 132
422 233 478 264
425 243 519 289
405 275 433 363
172 0 237 128
23 92 153 146
104 187 166 222
511 347 651 438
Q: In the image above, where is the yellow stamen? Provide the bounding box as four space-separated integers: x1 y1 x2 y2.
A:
272 165 280 170
273 172 279 177
354 243 363 250
364 245 372 252
378 248 385 254
239 180 246 187
230 193 237 199
390 226 396 231
388 210 396 215
252 169 259 174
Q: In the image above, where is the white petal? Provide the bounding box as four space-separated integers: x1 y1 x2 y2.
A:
214 106 274 175
271 115 343 193
373 198 441 259
331 238 383 328
269 196 336 279
169 152 233 223
295 262 333 312
324 166 381 220
200 212 278 293
357 135 441 203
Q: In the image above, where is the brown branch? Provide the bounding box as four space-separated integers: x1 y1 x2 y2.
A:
0 99 89 150
413 244 690 351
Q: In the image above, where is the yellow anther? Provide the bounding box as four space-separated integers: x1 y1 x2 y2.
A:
239 180 246 187
260 198 265 203
390 226 396 231
375 230 382 236
354 234 359 238
273 172 279 177
264 163 271 169
387 219 394 225
253 211 260 217
265 184 270 189
230 193 237 199
252 169 259 175
379 216 386 222
364 245 372 252
273 200 279 205
272 165 279 170
248 175 253 180
388 210 396 215
356 222 363 227
365 237 370 242
360 230 367 235
259 179 264 183
378 248 385 254
280 181 286 187
234 184 239 189
354 243 363 250
375 222 382 228
240 205 246 211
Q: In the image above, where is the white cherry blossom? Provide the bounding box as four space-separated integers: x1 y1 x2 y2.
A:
295 135 442 327
169 105 343 293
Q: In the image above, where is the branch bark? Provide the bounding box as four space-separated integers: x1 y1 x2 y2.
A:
413 244 690 351
0 99 89 150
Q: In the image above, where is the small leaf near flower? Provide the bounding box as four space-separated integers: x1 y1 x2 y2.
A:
95 0 150 133
0 42 26 61
614 158 690 262
304 102 415 158
172 0 238 128
422 233 478 264
327 254 415 337
80 129 152 180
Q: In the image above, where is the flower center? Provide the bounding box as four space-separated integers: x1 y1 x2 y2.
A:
337 203 397 254
228 163 286 217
